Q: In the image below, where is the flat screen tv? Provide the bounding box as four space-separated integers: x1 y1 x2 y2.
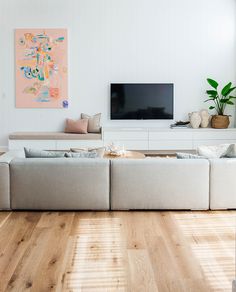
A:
110 83 174 120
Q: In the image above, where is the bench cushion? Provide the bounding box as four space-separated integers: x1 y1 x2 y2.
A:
9 132 102 140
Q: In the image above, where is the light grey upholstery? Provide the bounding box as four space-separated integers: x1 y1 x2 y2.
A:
111 159 209 210
10 158 109 210
209 159 236 210
0 151 24 209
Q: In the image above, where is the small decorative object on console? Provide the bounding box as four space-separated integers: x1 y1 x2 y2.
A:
200 109 211 128
170 121 190 128
189 112 201 129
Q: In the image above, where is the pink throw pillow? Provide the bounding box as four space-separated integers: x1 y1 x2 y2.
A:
65 118 88 134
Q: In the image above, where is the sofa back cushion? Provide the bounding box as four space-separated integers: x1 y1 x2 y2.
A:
111 159 209 210
10 158 109 210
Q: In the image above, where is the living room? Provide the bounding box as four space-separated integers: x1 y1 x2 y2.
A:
0 0 236 291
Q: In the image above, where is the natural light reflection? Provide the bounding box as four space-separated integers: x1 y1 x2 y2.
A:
175 212 236 291
64 217 127 291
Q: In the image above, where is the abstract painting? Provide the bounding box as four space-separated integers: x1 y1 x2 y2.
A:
15 29 68 108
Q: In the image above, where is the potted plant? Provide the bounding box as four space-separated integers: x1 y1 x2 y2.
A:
205 78 236 128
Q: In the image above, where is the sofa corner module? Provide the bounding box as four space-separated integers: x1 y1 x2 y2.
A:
209 159 236 210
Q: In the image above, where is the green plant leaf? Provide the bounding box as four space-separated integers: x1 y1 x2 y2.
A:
204 98 216 103
209 106 215 110
226 100 234 105
207 78 218 89
223 86 236 97
206 90 217 96
220 98 229 103
221 82 232 96
229 95 236 99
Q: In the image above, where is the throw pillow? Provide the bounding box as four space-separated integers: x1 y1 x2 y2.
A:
223 144 236 158
197 144 229 159
24 148 66 158
81 113 101 133
65 152 98 158
71 147 105 158
176 152 206 159
65 118 88 134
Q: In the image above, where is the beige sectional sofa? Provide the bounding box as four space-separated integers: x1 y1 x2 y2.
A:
0 150 234 210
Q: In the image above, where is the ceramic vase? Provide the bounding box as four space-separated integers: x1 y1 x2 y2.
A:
189 111 201 129
200 109 210 128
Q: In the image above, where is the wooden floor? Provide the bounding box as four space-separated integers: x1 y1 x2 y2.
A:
0 211 235 291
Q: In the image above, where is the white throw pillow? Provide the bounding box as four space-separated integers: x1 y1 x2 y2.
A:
224 144 236 158
81 113 101 133
197 144 230 159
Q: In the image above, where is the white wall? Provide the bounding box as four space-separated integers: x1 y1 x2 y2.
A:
0 0 236 150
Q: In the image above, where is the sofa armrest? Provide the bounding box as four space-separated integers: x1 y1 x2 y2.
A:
0 163 10 209
0 150 24 209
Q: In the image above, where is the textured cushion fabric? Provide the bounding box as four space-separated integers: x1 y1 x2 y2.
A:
65 152 98 158
223 144 236 158
111 159 209 210
209 159 236 209
197 144 229 158
65 118 88 134
71 147 105 158
81 113 101 133
10 158 110 210
9 132 102 140
176 152 205 159
24 148 66 158
0 151 24 209
0 164 10 209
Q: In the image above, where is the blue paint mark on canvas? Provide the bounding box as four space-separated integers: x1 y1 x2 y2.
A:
63 100 68 108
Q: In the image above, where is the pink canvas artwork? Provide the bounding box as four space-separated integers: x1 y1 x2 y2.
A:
15 29 68 108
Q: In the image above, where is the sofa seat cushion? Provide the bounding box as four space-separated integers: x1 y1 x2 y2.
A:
9 132 102 140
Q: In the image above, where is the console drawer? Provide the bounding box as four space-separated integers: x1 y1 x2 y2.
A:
103 131 148 141
149 140 193 150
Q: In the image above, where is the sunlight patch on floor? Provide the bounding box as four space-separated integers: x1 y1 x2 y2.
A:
175 212 236 291
65 217 127 291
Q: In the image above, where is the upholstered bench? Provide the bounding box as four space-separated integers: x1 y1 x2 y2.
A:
9 132 103 150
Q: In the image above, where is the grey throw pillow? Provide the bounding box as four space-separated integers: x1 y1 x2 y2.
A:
71 147 105 158
223 144 236 158
65 151 98 158
81 113 101 133
24 148 66 158
176 152 206 159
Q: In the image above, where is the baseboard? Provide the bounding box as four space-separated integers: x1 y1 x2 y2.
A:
0 146 8 152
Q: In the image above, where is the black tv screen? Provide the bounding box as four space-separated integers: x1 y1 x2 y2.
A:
110 83 174 120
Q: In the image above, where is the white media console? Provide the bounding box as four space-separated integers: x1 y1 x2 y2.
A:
8 127 236 151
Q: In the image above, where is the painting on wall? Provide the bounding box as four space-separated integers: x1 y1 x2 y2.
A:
15 29 68 108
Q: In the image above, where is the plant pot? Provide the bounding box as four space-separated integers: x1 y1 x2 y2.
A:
211 115 230 129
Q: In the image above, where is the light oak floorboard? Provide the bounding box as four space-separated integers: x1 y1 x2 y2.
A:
0 211 235 291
